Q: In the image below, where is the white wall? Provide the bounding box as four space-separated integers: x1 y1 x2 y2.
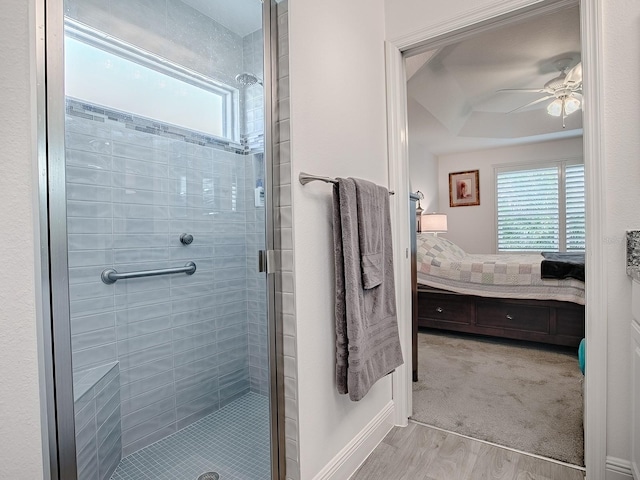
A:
436 137 583 253
288 0 393 478
7 0 638 477
600 0 640 463
385 0 640 471
2 1 396 479
0 0 45 478
407 98 439 212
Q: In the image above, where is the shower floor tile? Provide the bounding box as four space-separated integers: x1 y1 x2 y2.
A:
110 393 271 480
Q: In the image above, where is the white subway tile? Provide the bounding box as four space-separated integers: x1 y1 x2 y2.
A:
67 184 112 202
112 141 169 164
67 217 113 234
112 156 169 179
66 165 112 186
66 132 111 155
67 201 112 218
65 148 112 171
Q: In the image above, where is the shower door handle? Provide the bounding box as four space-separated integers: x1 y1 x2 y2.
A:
259 250 267 273
258 250 276 274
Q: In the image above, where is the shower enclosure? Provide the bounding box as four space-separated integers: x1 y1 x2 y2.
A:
41 1 280 479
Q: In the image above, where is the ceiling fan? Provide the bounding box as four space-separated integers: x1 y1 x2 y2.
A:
498 59 583 128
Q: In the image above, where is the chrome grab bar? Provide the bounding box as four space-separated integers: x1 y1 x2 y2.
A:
101 261 197 285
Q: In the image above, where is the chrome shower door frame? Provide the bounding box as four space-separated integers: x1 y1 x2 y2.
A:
36 0 284 478
264 2 287 479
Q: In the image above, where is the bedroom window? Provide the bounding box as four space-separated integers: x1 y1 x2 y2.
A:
495 161 585 252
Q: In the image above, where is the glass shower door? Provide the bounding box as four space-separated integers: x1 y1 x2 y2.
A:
61 1 273 478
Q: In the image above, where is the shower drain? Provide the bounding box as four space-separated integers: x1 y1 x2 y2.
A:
197 473 220 480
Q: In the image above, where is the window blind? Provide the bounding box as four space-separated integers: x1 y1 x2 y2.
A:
565 163 586 251
496 162 585 252
497 167 559 252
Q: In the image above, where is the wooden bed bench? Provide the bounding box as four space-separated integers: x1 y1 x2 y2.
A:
412 287 584 381
417 286 584 344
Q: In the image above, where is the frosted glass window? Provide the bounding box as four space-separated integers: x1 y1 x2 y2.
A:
65 34 232 139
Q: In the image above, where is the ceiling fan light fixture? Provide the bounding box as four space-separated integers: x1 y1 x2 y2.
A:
501 61 583 124
564 96 581 115
547 99 563 117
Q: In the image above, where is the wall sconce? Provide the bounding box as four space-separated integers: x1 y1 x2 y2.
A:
421 213 448 236
415 191 424 232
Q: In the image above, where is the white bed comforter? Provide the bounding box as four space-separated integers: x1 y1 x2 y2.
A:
416 234 585 305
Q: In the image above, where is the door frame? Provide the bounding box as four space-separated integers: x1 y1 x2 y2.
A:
386 0 606 477
36 0 283 478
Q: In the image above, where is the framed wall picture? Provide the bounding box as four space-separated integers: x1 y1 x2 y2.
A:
449 170 480 207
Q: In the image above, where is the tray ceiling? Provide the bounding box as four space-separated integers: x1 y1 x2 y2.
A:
407 6 582 155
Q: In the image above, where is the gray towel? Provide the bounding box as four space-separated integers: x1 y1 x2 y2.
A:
353 178 385 289
333 177 404 401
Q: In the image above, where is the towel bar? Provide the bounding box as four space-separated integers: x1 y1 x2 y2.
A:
299 172 395 195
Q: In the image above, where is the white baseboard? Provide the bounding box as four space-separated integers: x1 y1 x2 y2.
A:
605 456 634 480
312 401 395 480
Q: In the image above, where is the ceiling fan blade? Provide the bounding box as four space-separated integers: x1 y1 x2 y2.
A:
497 88 547 93
507 95 555 114
565 62 582 86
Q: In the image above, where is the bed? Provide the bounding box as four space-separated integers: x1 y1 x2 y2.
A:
409 196 585 381
417 234 585 304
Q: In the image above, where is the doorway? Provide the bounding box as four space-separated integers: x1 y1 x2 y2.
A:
385 0 606 476
406 5 585 466
40 1 281 479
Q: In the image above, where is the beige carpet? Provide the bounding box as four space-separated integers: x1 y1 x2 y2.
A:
412 331 584 466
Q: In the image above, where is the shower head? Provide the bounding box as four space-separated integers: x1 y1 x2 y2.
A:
235 72 263 87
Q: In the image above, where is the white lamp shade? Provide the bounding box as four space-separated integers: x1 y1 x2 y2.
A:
421 213 448 233
547 96 581 118
564 96 580 115
547 99 563 117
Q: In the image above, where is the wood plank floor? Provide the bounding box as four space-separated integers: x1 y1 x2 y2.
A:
350 422 585 480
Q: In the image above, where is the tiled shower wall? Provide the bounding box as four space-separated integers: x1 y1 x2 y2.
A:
242 28 269 397
242 29 266 151
66 102 261 455
65 0 269 458
74 363 121 480
274 2 301 479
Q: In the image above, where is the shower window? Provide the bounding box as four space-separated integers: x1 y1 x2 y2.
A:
64 21 238 141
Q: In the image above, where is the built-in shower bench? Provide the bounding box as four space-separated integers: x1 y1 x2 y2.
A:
74 362 122 480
